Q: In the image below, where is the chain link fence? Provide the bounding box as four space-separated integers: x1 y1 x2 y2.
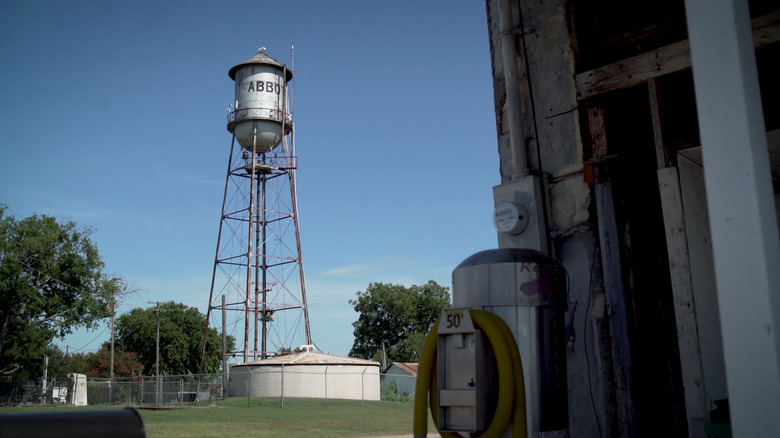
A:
1 372 418 407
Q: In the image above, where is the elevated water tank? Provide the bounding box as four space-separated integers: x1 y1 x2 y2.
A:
227 49 293 153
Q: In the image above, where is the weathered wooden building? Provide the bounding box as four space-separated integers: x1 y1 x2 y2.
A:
482 0 780 436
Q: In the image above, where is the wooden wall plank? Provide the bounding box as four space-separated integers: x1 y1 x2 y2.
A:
588 104 638 438
576 11 780 100
648 79 668 169
657 167 708 438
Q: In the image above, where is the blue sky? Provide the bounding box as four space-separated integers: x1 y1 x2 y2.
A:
0 0 499 359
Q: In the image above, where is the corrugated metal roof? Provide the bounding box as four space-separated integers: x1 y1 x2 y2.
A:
232 351 380 367
389 362 419 377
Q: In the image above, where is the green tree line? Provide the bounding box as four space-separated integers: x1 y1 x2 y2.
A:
0 206 231 380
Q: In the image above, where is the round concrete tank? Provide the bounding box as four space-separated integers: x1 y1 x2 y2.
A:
230 351 381 401
227 49 293 153
452 248 568 434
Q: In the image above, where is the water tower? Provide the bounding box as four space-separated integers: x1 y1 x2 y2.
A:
201 48 312 366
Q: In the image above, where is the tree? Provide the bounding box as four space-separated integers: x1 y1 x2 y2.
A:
0 206 116 378
115 302 233 375
66 343 143 378
349 280 451 363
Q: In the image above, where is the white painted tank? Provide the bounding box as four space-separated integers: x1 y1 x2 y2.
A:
230 351 381 401
227 49 293 153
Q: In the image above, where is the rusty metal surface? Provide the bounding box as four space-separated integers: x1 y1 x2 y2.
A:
228 50 293 81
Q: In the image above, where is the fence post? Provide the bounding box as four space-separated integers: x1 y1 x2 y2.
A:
247 367 252 407
280 364 285 409
324 366 328 406
362 367 366 406
396 375 400 406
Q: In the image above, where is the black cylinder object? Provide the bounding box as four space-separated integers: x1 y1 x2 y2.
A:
0 407 145 438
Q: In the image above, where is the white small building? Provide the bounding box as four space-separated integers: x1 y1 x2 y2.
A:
230 350 381 401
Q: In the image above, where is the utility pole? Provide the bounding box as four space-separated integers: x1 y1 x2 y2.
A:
148 301 164 406
109 307 115 404
108 277 122 406
41 355 48 405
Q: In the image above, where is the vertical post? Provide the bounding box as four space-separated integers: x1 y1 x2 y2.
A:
362 367 366 407
197 375 201 404
658 167 709 434
281 364 285 409
684 0 780 435
497 0 529 179
222 294 227 400
324 366 328 406
396 375 400 406
109 303 115 405
588 103 637 438
261 168 268 359
155 302 160 405
246 129 258 363
41 355 48 405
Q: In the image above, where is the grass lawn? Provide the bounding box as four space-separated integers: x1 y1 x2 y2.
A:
0 397 437 437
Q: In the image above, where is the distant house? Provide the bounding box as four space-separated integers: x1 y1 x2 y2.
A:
381 362 418 397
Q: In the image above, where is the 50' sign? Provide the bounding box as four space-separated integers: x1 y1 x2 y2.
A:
439 309 473 334
446 312 463 329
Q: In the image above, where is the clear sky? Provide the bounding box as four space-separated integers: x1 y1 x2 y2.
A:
0 0 499 359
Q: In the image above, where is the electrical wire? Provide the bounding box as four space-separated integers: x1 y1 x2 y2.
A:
67 330 108 353
513 2 553 255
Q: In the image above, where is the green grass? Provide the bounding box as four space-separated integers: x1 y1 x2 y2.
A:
0 397 437 438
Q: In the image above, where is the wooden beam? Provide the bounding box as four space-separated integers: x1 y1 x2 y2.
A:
648 79 668 169
752 10 780 48
588 104 638 438
594 174 638 438
577 39 690 100
657 167 708 438
576 11 780 100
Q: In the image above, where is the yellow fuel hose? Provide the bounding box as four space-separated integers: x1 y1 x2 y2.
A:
413 309 527 438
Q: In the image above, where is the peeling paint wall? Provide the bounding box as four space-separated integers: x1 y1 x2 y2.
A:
485 1 606 436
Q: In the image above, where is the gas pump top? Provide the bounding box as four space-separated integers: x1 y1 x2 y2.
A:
452 248 565 308
414 248 569 438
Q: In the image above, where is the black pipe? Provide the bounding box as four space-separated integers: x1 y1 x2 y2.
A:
0 407 145 438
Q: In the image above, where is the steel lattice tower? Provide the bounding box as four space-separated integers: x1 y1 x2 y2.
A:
201 49 311 367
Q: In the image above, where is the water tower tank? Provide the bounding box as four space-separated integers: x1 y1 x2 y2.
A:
227 49 293 153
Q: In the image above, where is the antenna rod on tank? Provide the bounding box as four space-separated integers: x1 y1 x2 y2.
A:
290 43 295 119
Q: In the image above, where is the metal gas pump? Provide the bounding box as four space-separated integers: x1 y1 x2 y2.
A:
414 248 568 438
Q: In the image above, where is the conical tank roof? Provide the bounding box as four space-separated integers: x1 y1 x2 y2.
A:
228 49 293 81
232 351 380 366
